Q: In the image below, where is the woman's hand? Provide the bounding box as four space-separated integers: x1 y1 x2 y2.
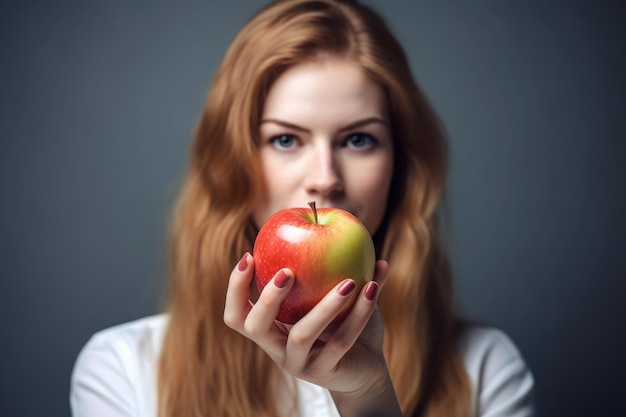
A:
224 253 402 416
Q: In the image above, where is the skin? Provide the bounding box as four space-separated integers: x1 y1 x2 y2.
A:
252 58 394 235
224 58 402 416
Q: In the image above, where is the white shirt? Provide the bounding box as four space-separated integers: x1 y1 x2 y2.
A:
70 315 535 417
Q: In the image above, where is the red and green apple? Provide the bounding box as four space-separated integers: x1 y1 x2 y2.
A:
253 201 376 324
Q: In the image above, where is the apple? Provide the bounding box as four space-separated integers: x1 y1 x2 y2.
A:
253 201 376 324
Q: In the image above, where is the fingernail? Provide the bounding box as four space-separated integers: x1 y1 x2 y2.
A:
274 270 291 288
364 281 378 301
338 279 356 296
237 253 249 271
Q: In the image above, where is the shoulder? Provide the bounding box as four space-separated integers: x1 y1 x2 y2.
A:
457 323 536 416
70 314 168 417
458 324 525 371
84 314 168 352
73 313 168 380
75 314 168 372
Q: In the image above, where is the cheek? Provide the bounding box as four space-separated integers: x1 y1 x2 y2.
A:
252 155 299 227
251 159 274 228
370 176 392 217
260 158 296 199
353 160 394 232
259 151 295 189
359 158 393 198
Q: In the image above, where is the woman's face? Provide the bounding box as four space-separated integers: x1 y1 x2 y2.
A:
253 58 394 235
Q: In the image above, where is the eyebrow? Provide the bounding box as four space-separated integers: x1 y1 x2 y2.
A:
259 117 388 133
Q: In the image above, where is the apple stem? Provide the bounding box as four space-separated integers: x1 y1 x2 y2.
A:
308 201 318 224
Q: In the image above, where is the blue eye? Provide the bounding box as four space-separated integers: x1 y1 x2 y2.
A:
346 133 376 150
270 134 298 150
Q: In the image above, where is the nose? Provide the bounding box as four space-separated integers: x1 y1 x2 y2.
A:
304 142 343 199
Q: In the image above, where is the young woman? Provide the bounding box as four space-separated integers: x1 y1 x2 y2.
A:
71 1 535 416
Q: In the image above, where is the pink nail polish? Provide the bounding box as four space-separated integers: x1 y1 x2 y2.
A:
364 281 378 301
237 253 249 271
274 270 291 288
338 279 356 296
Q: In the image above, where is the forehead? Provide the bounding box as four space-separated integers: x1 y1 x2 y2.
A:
262 58 388 120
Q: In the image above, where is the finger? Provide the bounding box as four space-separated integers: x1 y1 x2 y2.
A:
284 278 358 371
316 260 389 364
242 269 296 362
244 268 294 337
372 259 390 287
223 253 254 332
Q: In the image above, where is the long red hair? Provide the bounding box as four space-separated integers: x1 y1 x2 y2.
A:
158 1 470 416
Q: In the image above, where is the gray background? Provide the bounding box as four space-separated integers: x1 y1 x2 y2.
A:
1 1 624 416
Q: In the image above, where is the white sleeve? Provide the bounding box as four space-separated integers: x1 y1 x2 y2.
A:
70 334 138 417
474 329 535 417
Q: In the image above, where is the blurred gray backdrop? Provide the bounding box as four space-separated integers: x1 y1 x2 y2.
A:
1 1 624 416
